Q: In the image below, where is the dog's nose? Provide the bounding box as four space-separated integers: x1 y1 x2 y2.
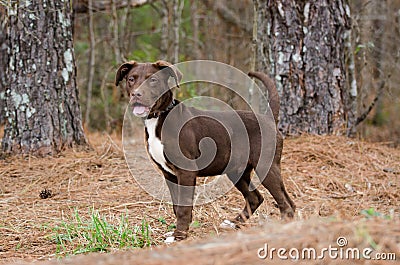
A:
133 89 142 98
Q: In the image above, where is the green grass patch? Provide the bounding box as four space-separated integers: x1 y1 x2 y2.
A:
51 209 151 257
360 207 392 220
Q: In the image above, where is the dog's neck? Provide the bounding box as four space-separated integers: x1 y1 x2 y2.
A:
146 99 178 120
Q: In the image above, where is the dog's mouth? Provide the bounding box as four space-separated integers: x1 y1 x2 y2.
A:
132 102 151 117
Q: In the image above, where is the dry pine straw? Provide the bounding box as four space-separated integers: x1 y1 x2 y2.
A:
0 132 399 264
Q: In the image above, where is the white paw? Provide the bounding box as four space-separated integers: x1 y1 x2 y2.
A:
164 231 176 243
220 219 237 229
164 236 176 243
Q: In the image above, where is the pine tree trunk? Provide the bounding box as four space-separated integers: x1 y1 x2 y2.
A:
160 0 169 60
2 0 88 156
172 0 183 63
190 0 201 59
254 0 353 135
370 1 387 127
0 7 7 124
84 0 96 129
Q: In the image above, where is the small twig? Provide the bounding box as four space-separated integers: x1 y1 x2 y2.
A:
111 202 159 209
326 193 360 199
99 134 122 159
287 176 303 197
355 80 385 126
355 16 400 128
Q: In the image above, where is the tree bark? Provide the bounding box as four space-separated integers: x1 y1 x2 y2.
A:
254 0 353 135
0 6 7 124
2 0 88 156
344 23 358 136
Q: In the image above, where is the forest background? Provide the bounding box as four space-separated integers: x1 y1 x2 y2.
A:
2 0 397 144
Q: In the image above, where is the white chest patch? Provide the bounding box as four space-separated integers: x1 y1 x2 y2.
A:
145 118 175 175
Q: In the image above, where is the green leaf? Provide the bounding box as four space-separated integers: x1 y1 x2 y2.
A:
191 220 201 228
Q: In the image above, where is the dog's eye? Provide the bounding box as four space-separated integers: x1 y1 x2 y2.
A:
128 77 135 83
150 77 158 83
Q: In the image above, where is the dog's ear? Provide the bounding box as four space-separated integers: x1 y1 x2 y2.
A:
115 61 137 86
153 60 182 88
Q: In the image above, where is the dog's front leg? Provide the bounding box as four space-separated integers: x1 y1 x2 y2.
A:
168 171 196 240
163 171 179 216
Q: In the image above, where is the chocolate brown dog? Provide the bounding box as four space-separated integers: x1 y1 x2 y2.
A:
115 60 295 241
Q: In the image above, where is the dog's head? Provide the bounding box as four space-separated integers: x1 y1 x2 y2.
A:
115 60 182 118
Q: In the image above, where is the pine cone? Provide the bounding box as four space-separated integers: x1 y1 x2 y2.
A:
39 189 53 199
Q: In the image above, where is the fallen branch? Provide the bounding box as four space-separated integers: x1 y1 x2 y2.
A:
355 79 385 126
201 0 252 34
73 0 156 13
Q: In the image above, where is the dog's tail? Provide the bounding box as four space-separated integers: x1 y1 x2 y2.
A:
248 71 280 123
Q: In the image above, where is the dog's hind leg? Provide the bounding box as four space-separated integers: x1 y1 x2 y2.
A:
257 132 295 219
227 166 264 224
259 163 295 219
